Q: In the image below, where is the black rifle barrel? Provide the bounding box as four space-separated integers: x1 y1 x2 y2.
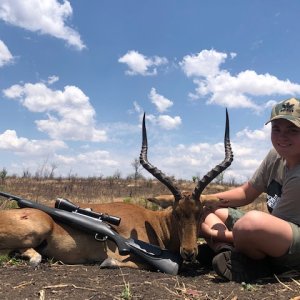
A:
55 197 121 226
0 191 182 275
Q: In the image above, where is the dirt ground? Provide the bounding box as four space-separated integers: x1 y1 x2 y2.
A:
1 260 300 300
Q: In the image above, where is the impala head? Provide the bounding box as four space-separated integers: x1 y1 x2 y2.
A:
139 110 233 262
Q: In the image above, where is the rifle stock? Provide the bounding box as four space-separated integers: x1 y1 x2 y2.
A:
0 191 182 275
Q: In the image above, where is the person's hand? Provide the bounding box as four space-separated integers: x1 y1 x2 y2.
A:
200 195 229 210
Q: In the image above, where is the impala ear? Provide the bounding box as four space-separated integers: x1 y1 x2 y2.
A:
146 195 175 208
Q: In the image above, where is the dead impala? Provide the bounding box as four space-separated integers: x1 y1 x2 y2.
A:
0 111 233 271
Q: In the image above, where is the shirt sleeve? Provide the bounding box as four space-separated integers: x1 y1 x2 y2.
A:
249 149 278 193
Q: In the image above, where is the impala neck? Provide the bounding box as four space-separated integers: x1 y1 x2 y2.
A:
154 208 181 252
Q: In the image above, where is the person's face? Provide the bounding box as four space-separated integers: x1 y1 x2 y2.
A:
271 118 300 166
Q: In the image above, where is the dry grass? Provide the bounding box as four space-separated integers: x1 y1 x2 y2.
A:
0 177 171 204
0 177 267 212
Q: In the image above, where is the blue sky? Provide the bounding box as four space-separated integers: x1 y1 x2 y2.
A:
1 0 300 182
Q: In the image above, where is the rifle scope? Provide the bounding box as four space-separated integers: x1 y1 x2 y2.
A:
55 198 121 226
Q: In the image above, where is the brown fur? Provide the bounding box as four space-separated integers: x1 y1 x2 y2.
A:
0 195 214 270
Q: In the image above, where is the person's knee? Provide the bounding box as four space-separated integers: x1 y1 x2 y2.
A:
233 211 263 244
234 211 263 230
214 208 229 221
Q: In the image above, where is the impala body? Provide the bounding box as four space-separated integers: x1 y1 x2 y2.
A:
0 111 233 271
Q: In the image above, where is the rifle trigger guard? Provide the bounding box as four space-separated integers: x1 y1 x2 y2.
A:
95 233 108 242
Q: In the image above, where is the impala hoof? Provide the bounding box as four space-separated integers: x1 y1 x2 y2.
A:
100 257 119 269
29 254 42 267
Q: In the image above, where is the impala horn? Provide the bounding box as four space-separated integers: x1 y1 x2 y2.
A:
139 113 182 202
192 108 234 201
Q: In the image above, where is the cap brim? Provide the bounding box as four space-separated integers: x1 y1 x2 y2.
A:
265 115 300 127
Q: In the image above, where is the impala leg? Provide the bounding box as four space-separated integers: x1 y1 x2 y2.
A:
101 242 153 271
100 257 140 269
100 256 152 270
12 248 42 267
0 208 54 266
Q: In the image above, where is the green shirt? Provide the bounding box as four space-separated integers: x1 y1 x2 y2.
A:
250 148 300 225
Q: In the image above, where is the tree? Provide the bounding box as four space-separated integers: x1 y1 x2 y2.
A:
49 162 58 179
131 158 142 181
0 167 7 184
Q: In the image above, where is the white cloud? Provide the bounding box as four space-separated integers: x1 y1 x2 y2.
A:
47 150 120 177
47 75 59 85
0 39 13 66
142 112 181 130
148 88 173 113
215 124 271 182
236 125 270 140
180 49 227 77
118 50 168 76
153 139 232 180
180 49 300 110
56 150 119 167
188 143 211 153
157 115 181 130
3 81 107 142
0 129 66 155
0 130 29 150
0 136 120 177
133 101 142 113
0 0 85 50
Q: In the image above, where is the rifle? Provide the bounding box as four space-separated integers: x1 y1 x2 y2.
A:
0 191 182 275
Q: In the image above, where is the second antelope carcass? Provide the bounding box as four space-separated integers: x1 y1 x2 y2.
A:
0 110 233 272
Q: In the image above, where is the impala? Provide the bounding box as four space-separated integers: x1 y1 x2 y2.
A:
0 111 233 271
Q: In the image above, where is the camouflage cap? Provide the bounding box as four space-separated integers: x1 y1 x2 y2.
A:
265 97 300 128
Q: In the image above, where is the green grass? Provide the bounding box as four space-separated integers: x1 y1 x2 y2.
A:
119 268 133 300
0 254 23 266
123 197 132 204
121 281 132 300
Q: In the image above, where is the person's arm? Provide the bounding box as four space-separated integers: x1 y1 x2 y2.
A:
202 149 274 209
201 181 262 208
